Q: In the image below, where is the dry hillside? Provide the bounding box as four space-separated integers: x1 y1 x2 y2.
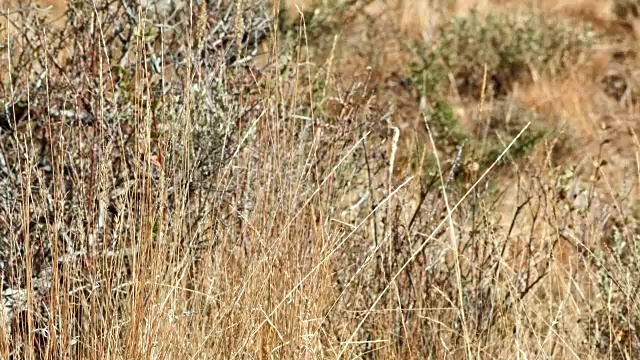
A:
0 0 639 359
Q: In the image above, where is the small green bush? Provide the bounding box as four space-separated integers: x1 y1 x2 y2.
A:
415 98 550 190
414 9 595 99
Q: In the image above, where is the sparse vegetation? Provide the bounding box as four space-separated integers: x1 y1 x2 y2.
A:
414 9 596 98
0 0 639 359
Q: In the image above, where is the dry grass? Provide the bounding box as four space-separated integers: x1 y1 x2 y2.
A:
0 0 639 359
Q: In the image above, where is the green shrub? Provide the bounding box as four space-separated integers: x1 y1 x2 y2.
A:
415 98 550 190
413 9 595 99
